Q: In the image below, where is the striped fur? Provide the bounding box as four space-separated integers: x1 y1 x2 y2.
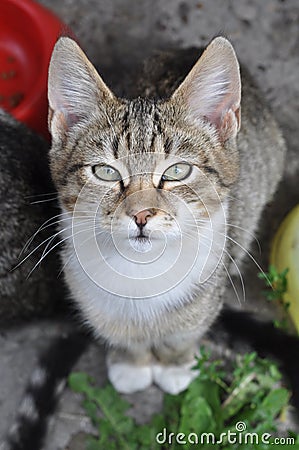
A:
2 331 90 450
46 36 285 395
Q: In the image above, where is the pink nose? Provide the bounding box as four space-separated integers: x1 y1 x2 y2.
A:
134 209 154 227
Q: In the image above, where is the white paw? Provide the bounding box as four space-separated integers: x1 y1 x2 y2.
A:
107 361 153 394
152 360 199 395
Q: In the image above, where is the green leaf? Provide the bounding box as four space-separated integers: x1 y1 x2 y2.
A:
179 395 215 436
86 436 103 450
82 399 99 425
260 388 290 419
68 372 94 395
189 379 223 430
68 342 299 450
162 391 185 433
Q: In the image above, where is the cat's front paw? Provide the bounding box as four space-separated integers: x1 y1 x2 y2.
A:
152 360 198 394
107 361 153 394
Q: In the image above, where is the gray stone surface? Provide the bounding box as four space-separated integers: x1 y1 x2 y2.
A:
1 0 299 448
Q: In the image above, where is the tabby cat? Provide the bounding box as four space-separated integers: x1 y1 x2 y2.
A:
2 36 292 450
47 36 285 395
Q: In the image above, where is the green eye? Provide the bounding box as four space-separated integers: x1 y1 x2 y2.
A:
162 163 192 182
93 164 121 182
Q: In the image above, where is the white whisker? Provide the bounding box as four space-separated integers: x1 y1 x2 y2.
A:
188 222 272 290
57 227 114 276
187 218 261 254
215 231 271 288
20 212 98 257
30 196 59 205
17 219 96 271
182 225 245 305
26 224 101 278
15 227 70 270
222 261 242 306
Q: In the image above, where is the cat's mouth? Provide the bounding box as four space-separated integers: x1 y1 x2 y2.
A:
135 234 150 242
132 233 151 244
136 230 148 239
128 233 152 252
128 229 150 240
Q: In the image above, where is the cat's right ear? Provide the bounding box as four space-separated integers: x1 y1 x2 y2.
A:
171 37 241 142
48 37 115 138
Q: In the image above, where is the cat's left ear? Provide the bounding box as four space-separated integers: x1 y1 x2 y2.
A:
48 37 115 138
172 37 241 142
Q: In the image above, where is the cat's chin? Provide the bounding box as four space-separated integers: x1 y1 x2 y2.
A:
128 236 152 253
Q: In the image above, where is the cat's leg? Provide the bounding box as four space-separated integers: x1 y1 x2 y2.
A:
106 344 153 394
152 330 200 395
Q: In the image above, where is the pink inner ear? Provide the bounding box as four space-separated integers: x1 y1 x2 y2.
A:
203 84 240 129
64 110 81 129
52 110 68 134
174 39 241 142
53 91 82 130
216 105 241 142
186 75 241 141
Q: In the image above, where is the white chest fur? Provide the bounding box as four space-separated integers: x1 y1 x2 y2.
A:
60 203 227 334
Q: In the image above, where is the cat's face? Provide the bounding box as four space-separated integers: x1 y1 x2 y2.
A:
51 98 234 251
48 37 241 293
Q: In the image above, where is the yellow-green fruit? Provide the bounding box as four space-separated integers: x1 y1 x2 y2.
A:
270 204 299 333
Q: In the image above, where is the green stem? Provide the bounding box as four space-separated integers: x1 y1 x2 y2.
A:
221 372 256 410
91 393 132 450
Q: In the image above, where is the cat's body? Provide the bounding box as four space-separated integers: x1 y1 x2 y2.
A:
1 37 289 450
47 37 286 394
0 110 65 325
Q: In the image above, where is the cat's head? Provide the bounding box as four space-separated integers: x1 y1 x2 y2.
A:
47 37 240 270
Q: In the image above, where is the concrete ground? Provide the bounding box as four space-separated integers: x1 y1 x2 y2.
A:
1 0 299 448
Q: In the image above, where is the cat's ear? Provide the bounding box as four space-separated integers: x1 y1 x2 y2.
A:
172 37 241 142
48 37 115 137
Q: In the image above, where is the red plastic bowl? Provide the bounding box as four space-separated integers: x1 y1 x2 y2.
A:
0 0 71 139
